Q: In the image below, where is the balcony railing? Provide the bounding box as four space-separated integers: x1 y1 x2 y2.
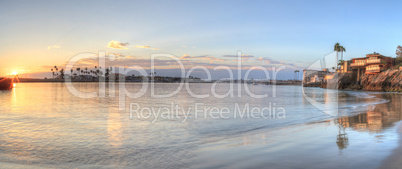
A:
366 67 380 72
366 69 380 73
351 62 366 67
367 59 381 64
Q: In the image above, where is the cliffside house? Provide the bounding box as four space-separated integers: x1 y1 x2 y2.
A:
350 52 395 79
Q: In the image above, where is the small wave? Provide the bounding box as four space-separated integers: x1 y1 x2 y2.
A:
337 91 390 117
339 98 389 109
347 91 377 98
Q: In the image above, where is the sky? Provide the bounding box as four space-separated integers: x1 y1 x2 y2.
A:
0 0 401 79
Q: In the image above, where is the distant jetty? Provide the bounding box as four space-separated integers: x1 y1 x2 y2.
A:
0 78 13 90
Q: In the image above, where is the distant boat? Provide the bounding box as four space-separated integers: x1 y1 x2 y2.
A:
0 78 13 90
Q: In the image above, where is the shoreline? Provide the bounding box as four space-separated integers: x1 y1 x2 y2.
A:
303 84 402 93
16 79 302 85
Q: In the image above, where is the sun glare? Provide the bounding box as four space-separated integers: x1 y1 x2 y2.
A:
12 71 18 75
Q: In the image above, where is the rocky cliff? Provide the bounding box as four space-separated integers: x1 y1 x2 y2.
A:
328 69 402 92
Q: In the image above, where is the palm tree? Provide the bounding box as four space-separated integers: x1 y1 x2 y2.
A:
338 60 345 66
60 68 65 79
340 46 346 62
105 68 109 76
51 68 54 79
96 69 100 78
334 43 341 68
76 68 81 76
53 66 59 78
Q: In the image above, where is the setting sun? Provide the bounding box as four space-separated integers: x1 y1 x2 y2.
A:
12 71 18 75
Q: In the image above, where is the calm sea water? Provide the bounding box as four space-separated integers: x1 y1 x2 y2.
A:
0 83 401 168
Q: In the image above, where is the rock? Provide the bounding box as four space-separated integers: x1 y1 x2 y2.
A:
327 70 402 92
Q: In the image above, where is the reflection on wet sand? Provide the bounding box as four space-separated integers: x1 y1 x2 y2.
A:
107 111 124 147
226 93 402 152
335 94 402 150
336 123 349 150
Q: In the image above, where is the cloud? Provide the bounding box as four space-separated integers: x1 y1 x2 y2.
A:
108 53 126 57
134 45 159 50
47 46 60 50
222 54 254 58
257 57 281 64
179 54 225 63
125 55 136 59
257 57 301 68
180 54 207 59
108 40 129 49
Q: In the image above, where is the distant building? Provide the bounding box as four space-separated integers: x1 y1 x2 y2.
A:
338 60 352 73
303 69 329 84
303 69 318 83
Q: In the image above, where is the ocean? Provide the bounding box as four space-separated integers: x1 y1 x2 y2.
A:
0 83 401 168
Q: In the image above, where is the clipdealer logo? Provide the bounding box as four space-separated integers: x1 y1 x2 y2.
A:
64 51 288 121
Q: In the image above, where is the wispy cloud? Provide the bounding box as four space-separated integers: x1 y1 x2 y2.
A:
134 45 159 50
180 54 207 59
47 45 60 50
222 54 254 58
257 57 281 64
125 55 136 59
108 53 126 58
180 54 225 63
108 40 129 49
257 57 300 68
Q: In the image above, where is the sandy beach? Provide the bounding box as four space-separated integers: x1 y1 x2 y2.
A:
1 120 400 169
379 121 402 169
192 120 400 169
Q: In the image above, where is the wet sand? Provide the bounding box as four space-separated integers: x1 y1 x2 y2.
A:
192 120 400 169
192 93 402 169
379 121 402 169
0 119 400 169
